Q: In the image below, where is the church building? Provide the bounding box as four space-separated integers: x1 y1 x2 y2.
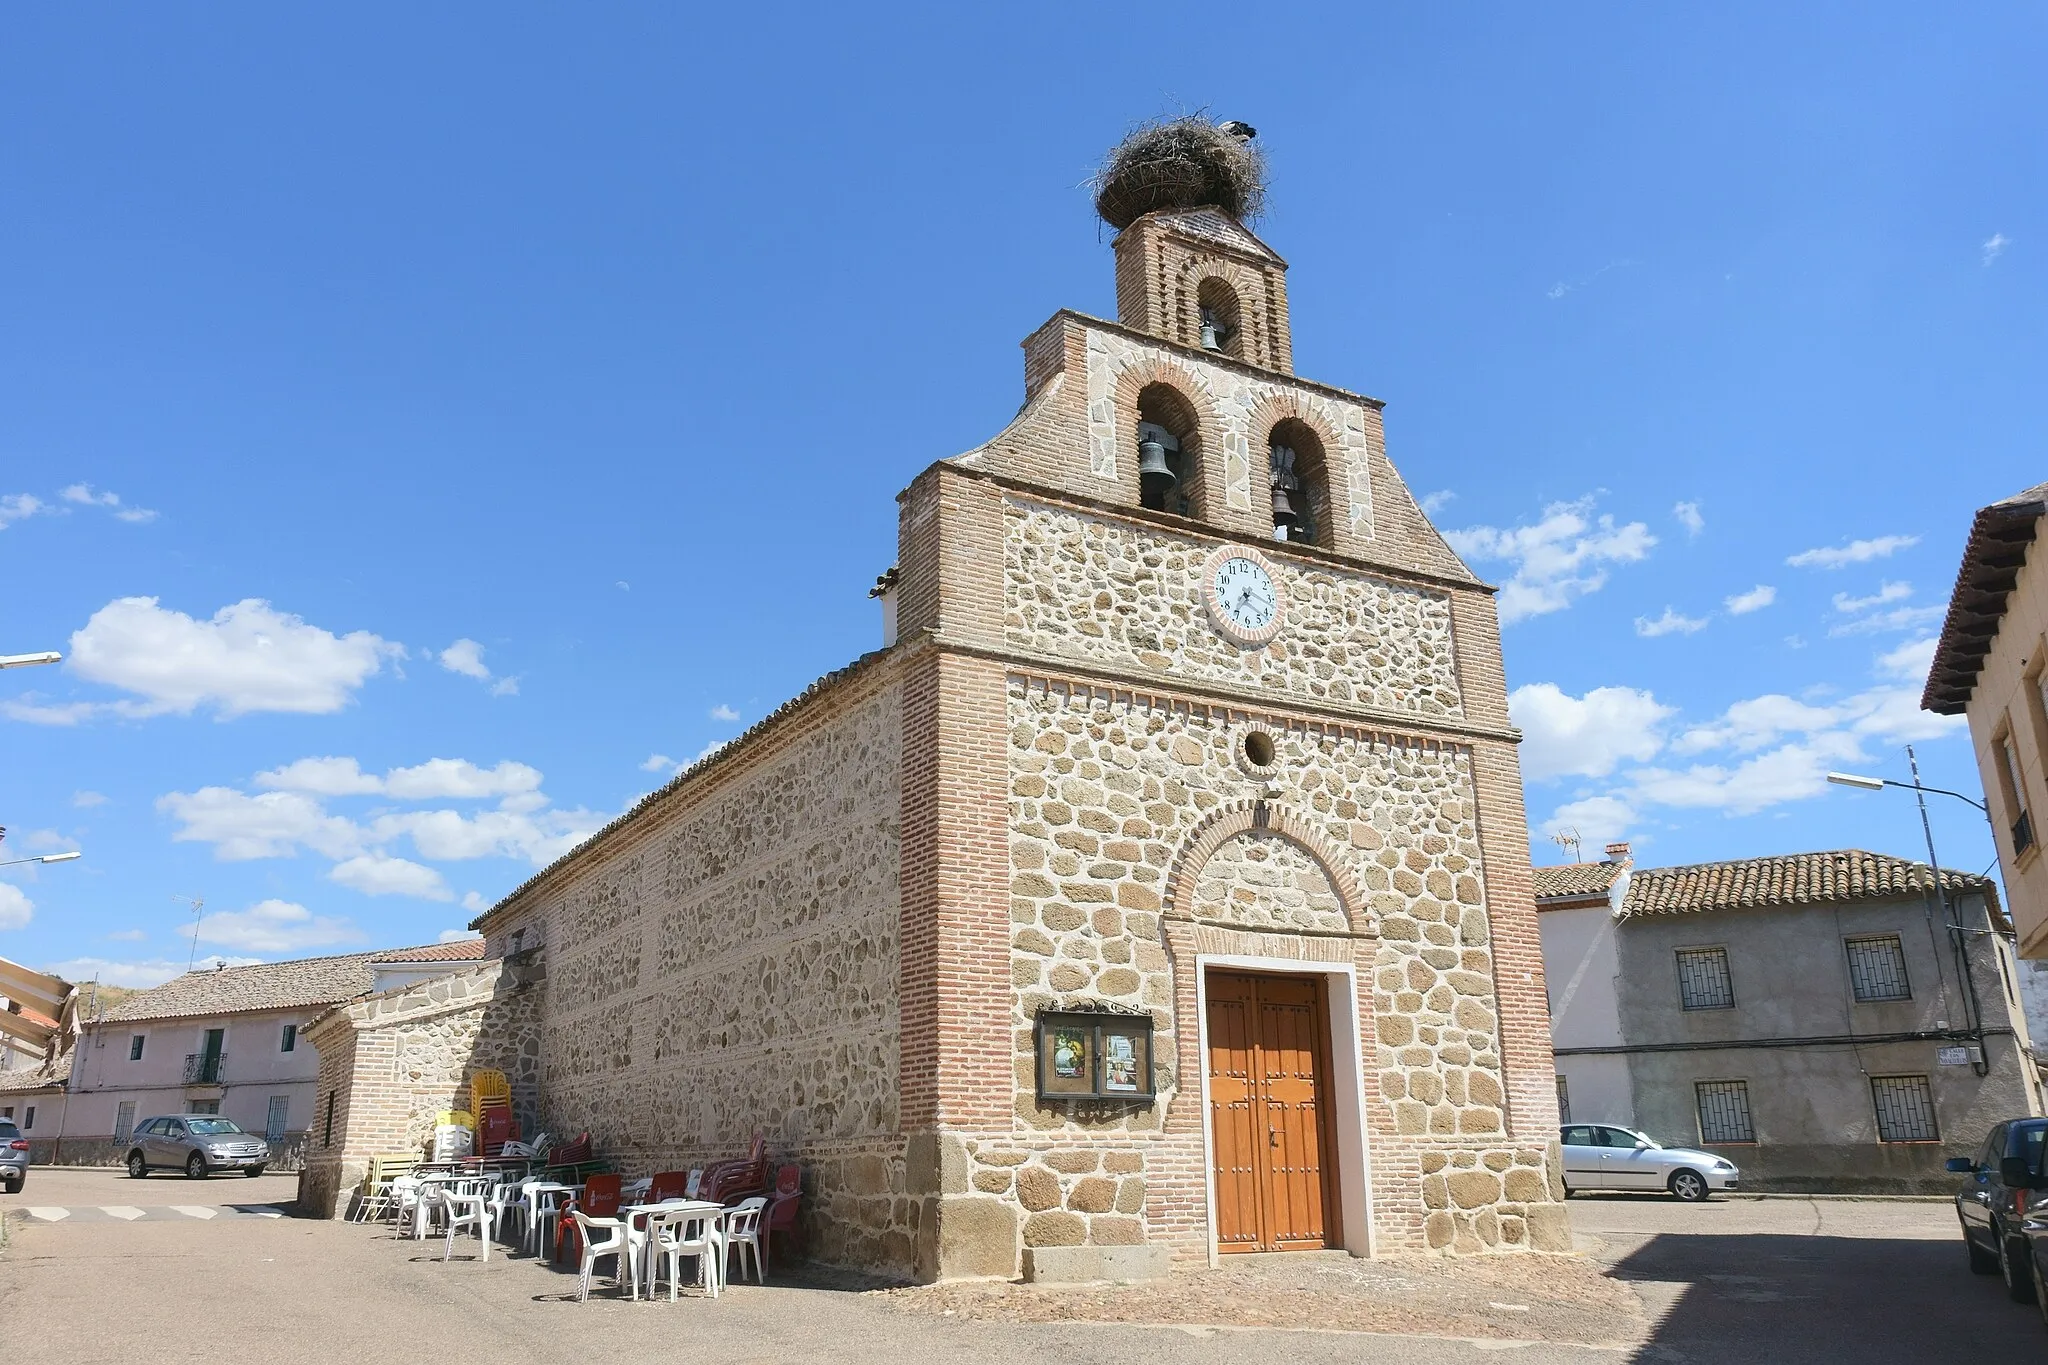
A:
300 121 1570 1280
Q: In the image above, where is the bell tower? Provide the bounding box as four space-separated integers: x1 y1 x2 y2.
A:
1099 120 1293 374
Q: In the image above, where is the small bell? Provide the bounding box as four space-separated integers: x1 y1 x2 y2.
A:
1199 307 1221 352
1137 436 1174 480
1270 442 1302 539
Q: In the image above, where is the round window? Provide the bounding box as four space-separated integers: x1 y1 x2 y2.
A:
1243 731 1276 768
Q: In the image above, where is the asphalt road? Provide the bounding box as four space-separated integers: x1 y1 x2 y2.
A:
1570 1192 2048 1360
2 1174 2043 1362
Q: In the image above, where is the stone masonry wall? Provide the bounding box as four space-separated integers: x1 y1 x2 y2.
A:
1005 499 1463 720
991 677 1567 1258
481 676 914 1276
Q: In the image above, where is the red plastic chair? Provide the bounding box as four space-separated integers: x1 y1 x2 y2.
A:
764 1163 803 1267
649 1170 692 1203
556 1173 622 1265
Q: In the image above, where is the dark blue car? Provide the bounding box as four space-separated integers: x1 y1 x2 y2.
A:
1949 1116 2048 1325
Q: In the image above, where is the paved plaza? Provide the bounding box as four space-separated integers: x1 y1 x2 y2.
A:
2 1175 2043 1363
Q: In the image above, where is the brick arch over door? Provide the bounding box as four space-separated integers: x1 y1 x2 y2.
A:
1162 799 1369 933
1109 355 1224 521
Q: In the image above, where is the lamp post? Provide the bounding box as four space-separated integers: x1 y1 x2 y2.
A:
0 852 81 868
0 652 61 669
1827 747 1994 1073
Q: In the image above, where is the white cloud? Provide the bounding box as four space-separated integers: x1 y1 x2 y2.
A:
157 786 365 861
1541 796 1637 850
370 804 608 867
439 638 519 697
329 854 452 901
21 597 403 722
438 927 477 943
1828 604 1945 637
41 956 260 989
59 483 157 523
0 884 32 930
1786 535 1919 570
0 494 48 530
640 753 677 774
1630 735 1868 815
1420 490 1456 515
72 790 109 808
383 759 542 801
1445 496 1657 625
1878 637 1939 682
254 756 385 796
104 928 148 942
1984 232 2011 266
439 639 490 679
1635 607 1709 638
195 899 366 952
1673 694 1844 755
1509 683 1672 782
460 891 490 914
1832 581 1912 614
1673 501 1704 536
1724 585 1776 615
710 704 741 723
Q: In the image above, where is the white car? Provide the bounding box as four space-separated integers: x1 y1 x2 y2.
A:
1559 1123 1740 1201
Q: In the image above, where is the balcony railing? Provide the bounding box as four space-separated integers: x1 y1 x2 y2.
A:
183 1052 225 1085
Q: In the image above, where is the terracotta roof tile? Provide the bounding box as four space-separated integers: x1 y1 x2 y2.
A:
372 938 486 964
1620 849 1989 918
0 1050 71 1093
99 950 386 1023
1925 480 2048 714
1533 862 1627 901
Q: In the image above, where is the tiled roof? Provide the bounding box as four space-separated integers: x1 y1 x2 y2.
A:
0 1050 71 1094
1925 480 2048 715
1141 206 1287 266
99 949 394 1023
1620 849 1991 918
372 938 486 964
1533 862 1628 901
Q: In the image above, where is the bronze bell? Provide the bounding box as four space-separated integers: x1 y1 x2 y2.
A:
1138 436 1174 480
1270 483 1299 526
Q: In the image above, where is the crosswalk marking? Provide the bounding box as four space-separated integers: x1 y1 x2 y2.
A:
6 1203 289 1224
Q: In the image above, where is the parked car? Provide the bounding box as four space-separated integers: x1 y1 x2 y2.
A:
0 1118 27 1194
1948 1117 2048 1315
1558 1122 1739 1201
123 1115 269 1179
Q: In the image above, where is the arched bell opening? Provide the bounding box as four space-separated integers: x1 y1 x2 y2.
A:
1267 417 1333 548
1195 276 1244 360
1136 382 1205 520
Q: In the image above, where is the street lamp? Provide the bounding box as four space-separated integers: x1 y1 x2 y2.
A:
0 652 61 669
1828 746 1994 1073
0 851 81 868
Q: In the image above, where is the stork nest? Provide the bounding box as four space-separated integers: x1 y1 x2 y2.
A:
1092 116 1266 231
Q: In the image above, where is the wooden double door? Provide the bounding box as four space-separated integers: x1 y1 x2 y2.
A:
1205 970 1338 1253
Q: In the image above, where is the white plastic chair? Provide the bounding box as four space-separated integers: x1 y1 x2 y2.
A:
649 1206 723 1301
722 1197 767 1285
442 1185 492 1262
485 1176 523 1243
569 1208 629 1303
622 1176 653 1201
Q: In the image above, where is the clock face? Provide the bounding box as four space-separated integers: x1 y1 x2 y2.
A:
1200 546 1287 647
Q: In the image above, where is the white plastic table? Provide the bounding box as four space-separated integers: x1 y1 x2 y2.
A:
622 1200 722 1299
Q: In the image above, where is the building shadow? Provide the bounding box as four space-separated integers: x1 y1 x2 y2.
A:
1604 1231 2041 1362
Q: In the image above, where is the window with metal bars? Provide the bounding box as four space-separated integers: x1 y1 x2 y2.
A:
1695 1080 1755 1144
1845 935 1912 1002
1871 1075 1940 1142
1675 947 1735 1010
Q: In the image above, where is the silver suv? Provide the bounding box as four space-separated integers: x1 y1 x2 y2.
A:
124 1115 269 1179
0 1119 26 1193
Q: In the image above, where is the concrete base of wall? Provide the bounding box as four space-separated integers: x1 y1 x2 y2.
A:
1022 1244 1174 1283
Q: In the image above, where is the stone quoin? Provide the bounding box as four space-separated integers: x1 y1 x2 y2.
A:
298 123 1570 1278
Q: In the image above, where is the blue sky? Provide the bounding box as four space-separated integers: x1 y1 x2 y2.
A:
3 6 2040 986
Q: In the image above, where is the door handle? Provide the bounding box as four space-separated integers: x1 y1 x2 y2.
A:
1270 1131 1280 1147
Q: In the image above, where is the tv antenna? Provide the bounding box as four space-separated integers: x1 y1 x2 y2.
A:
1550 827 1582 862
173 895 205 970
